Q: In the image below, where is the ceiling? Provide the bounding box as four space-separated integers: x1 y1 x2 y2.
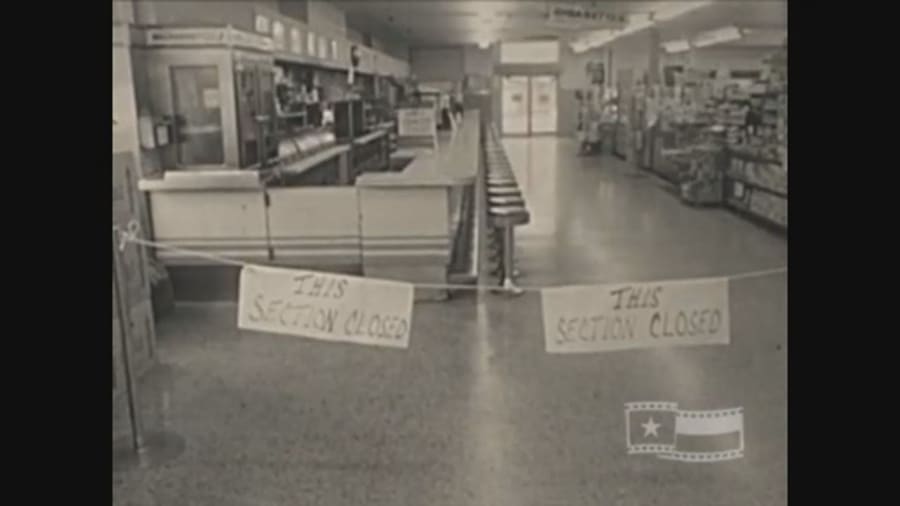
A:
334 1 786 48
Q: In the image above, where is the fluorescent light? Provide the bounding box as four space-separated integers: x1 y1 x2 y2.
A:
693 26 743 48
662 39 691 53
653 1 714 22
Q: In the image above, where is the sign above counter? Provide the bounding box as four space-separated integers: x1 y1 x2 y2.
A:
252 6 409 79
143 27 274 52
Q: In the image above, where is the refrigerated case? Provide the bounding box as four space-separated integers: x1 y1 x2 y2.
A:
140 27 277 170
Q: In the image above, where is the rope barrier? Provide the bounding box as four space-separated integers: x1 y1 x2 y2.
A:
114 221 786 291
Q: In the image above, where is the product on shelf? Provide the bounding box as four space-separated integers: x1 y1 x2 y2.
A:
748 190 788 227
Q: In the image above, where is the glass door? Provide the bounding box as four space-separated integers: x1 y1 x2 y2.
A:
171 66 225 167
501 76 529 135
529 75 557 134
502 75 558 135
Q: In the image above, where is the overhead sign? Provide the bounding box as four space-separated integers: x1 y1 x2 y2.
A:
547 3 628 30
541 277 730 353
238 265 414 349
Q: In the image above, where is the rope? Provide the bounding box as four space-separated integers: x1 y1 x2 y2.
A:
114 222 786 291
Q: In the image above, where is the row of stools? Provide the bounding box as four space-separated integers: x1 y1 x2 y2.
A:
484 124 530 295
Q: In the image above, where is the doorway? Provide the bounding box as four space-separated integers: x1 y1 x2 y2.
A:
501 74 558 136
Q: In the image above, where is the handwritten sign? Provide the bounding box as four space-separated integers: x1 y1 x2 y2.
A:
238 265 414 349
541 278 729 353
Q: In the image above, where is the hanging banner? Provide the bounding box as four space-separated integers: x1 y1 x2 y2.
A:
541 277 730 353
546 3 628 30
238 265 414 349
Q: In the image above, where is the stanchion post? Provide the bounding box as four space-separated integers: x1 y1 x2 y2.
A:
112 228 146 455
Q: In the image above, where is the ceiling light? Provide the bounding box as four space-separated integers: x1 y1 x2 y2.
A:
652 1 714 22
662 39 691 53
693 26 744 48
478 40 491 49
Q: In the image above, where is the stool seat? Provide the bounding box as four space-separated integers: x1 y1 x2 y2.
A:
489 206 530 227
487 187 522 196
487 177 516 183
488 196 525 206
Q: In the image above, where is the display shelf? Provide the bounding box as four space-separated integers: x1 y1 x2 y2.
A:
725 198 787 232
724 179 787 231
728 149 782 166
724 175 787 199
278 111 307 119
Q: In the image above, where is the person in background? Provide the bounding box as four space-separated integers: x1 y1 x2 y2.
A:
575 90 590 155
439 93 452 130
452 87 464 124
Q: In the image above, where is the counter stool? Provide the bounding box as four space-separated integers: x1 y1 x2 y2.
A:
487 194 526 278
487 186 522 196
488 206 530 295
488 195 525 206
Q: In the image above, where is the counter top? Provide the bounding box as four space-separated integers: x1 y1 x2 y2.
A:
352 129 388 146
139 144 352 192
138 170 263 192
276 145 349 176
356 112 480 188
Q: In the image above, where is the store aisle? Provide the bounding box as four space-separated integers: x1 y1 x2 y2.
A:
500 136 787 288
114 137 787 506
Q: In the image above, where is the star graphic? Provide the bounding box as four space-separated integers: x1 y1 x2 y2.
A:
642 417 661 438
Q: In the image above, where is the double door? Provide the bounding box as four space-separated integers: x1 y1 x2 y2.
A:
501 75 558 136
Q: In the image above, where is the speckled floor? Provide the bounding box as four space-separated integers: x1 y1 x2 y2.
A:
113 137 787 506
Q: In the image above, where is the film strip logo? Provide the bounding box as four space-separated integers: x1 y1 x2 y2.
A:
625 402 744 463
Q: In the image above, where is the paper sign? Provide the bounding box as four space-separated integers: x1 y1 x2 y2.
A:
318 37 329 59
202 88 220 109
307 32 316 55
542 278 730 353
397 108 436 137
238 265 414 349
272 21 285 51
291 28 302 54
254 14 270 34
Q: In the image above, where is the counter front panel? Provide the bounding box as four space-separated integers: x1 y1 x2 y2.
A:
267 187 361 266
148 190 270 264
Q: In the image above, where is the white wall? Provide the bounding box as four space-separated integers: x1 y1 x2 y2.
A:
112 0 135 24
306 0 347 39
463 45 494 77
